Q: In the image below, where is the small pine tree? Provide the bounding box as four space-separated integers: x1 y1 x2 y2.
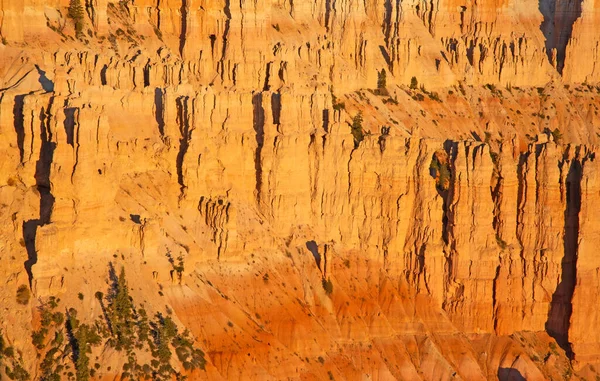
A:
351 113 365 148
410 76 418 90
377 69 388 95
109 267 135 350
68 0 85 37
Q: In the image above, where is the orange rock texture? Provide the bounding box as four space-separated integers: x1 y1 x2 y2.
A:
1 0 600 379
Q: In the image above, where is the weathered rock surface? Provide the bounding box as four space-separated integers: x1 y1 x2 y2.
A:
1 0 600 379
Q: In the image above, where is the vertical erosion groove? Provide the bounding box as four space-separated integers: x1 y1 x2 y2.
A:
24 103 56 286
539 0 582 74
178 0 188 57
271 92 281 125
154 88 165 138
13 94 25 163
252 93 265 207
176 96 191 200
219 0 231 81
546 159 582 358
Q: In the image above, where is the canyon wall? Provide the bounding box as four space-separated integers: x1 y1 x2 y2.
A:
1 0 600 379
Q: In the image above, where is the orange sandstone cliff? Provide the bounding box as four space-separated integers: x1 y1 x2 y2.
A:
1 0 600 380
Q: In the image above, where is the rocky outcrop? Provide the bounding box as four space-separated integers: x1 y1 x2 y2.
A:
2 0 600 379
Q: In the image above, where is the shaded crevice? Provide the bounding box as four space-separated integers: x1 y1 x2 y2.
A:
23 103 56 287
492 263 501 332
322 109 329 133
219 0 231 81
178 0 188 57
154 88 165 138
306 240 321 272
383 0 392 45
100 64 108 86
271 92 281 125
13 94 25 163
143 61 151 87
545 159 582 358
539 0 582 74
64 107 77 146
252 93 265 207
325 0 332 32
176 96 191 199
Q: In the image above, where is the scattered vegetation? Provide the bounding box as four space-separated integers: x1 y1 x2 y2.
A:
166 251 185 283
332 95 345 112
484 83 503 98
24 267 207 381
0 329 30 381
16 285 30 305
544 127 563 143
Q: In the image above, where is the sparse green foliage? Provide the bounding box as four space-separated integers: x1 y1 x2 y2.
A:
351 113 365 148
332 95 345 112
410 76 418 90
108 266 135 351
430 155 451 191
16 285 30 305
377 69 387 89
376 69 389 95
544 127 563 143
74 323 102 381
68 0 85 37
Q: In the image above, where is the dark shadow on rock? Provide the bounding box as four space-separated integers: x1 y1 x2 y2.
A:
13 94 25 162
22 105 56 286
545 159 581 358
498 368 526 381
539 0 583 73
154 88 165 137
64 107 77 146
306 241 321 270
35 65 54 92
252 93 264 205
271 92 281 125
23 220 39 287
179 0 188 56
175 96 191 197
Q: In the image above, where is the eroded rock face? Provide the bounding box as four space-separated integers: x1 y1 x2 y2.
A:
1 0 600 379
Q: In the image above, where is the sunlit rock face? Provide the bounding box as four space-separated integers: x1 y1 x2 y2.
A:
1 0 600 379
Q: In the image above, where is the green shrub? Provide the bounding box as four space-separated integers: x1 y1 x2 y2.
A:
430 156 451 191
16 285 30 305
376 69 389 95
68 0 85 37
410 77 418 90
351 113 365 148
